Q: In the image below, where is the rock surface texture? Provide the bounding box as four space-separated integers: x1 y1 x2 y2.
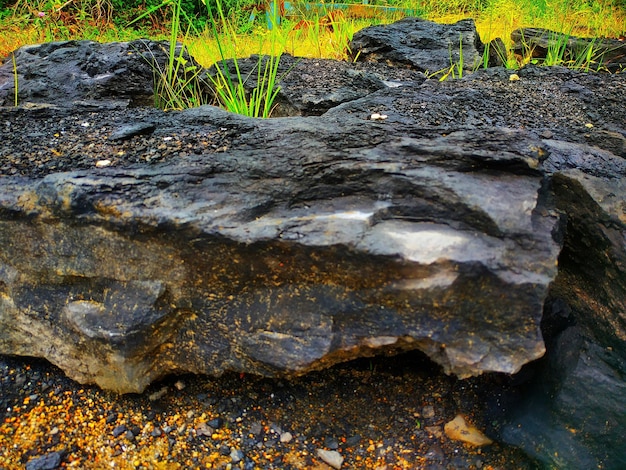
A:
511 27 626 72
0 18 625 468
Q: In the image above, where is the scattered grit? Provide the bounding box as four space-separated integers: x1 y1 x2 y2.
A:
0 352 539 470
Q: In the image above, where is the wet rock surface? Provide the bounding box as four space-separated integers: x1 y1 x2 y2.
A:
349 17 493 73
0 39 199 108
0 18 625 468
0 103 562 394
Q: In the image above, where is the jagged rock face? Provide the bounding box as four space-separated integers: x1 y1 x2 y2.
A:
0 106 562 393
0 39 199 107
349 17 492 73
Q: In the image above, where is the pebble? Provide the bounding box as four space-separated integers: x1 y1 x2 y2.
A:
95 159 111 168
316 448 344 469
230 448 245 463
425 443 445 462
422 405 435 419
324 436 340 450
195 422 213 437
207 417 224 429
249 421 263 436
108 122 156 141
370 113 388 121
280 431 293 443
148 386 168 401
444 414 493 446
112 424 127 437
25 452 62 470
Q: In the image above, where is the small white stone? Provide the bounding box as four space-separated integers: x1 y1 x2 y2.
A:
509 73 520 81
280 431 293 443
175 380 186 391
316 449 343 469
95 159 111 168
370 113 388 121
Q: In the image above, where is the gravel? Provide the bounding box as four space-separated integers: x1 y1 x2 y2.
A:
0 352 541 469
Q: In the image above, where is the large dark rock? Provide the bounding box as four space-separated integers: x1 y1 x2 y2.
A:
0 106 562 393
500 162 626 468
205 54 426 116
511 27 626 72
348 17 495 73
0 18 625 467
0 39 200 107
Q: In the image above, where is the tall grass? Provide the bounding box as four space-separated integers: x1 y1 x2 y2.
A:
129 0 211 110
1 0 623 73
205 0 284 117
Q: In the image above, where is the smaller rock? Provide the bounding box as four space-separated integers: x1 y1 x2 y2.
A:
207 417 223 429
230 448 245 463
324 436 340 450
264 438 278 448
444 414 493 446
112 425 127 438
280 431 293 443
316 449 344 469
422 405 435 419
424 425 442 438
108 122 156 141
195 422 213 437
25 452 62 470
147 387 168 401
249 421 263 436
425 444 444 462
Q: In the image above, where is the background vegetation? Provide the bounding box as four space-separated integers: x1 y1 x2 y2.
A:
0 0 624 67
